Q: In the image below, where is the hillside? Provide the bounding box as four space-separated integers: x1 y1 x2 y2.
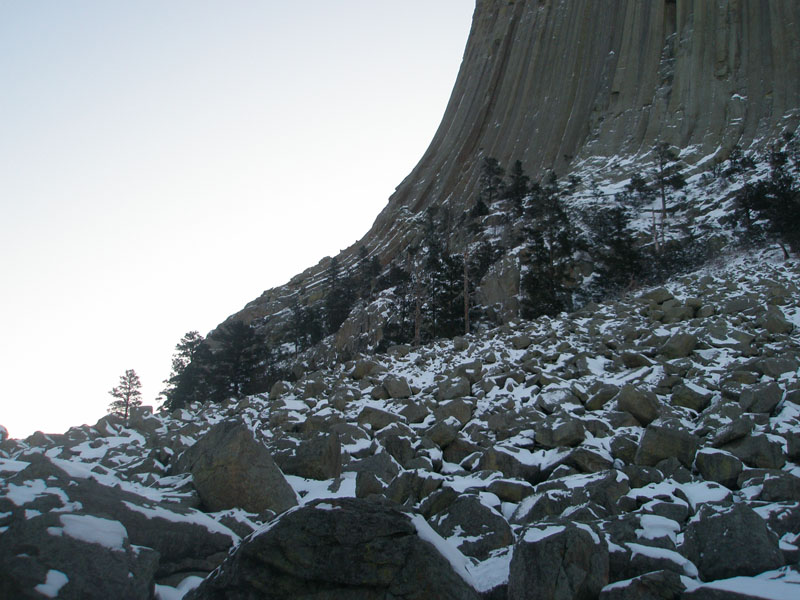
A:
2 248 799 598
2 0 800 598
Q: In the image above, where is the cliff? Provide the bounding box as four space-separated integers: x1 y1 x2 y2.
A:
224 0 800 352
368 0 800 255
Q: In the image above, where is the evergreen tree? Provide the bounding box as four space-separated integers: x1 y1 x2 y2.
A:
506 160 530 213
160 331 208 412
521 173 576 318
479 157 505 204
289 297 323 354
108 369 142 423
209 320 267 400
323 256 357 335
735 137 800 256
588 205 643 294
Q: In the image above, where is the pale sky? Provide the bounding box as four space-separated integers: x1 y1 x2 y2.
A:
0 1 475 439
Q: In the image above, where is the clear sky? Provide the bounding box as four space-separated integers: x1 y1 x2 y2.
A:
0 1 475 439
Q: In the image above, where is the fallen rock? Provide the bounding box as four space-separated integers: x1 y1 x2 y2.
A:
683 503 784 581
382 374 412 399
429 494 514 560
185 498 481 600
694 448 743 489
634 422 698 468
508 523 609 600
179 421 298 514
616 385 661 426
0 512 159 600
659 333 697 359
599 569 686 600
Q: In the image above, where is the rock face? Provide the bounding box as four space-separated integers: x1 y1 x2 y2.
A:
186 498 481 600
223 0 800 347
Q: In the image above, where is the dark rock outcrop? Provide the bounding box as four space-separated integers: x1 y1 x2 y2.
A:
186 497 480 600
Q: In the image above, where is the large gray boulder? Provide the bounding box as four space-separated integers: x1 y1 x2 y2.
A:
186 498 481 600
683 503 784 581
273 433 342 480
634 421 698 468
616 385 661 426
509 523 609 600
429 494 514 560
178 421 298 514
0 511 159 600
1 454 237 579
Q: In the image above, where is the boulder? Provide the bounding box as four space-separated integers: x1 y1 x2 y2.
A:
185 498 481 600
437 375 472 401
720 434 786 470
634 422 698 468
508 523 609 600
739 381 783 414
671 384 713 412
357 406 402 431
616 385 661 426
274 433 342 480
0 512 159 600
3 455 237 577
683 503 783 581
382 374 412 399
659 333 697 359
180 421 297 514
763 305 794 334
434 398 475 427
429 495 514 560
599 569 685 600
535 415 586 448
693 448 743 489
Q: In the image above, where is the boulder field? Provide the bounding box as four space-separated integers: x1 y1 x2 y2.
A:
2 251 799 598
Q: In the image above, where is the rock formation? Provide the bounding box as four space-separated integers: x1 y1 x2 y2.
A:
225 0 800 355
2 2 800 598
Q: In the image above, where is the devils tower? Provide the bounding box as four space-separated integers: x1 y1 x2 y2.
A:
221 0 800 360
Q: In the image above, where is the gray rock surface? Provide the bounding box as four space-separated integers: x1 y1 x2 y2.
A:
508 523 609 600
179 421 297 513
185 498 480 600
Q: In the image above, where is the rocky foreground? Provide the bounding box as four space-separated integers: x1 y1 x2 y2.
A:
2 250 799 599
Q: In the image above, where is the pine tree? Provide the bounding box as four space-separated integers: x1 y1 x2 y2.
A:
479 157 505 204
160 331 208 412
108 369 143 423
588 205 643 294
521 173 576 318
208 320 267 400
506 160 530 213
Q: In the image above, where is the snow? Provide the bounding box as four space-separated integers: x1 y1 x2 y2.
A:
34 570 69 598
626 542 698 577
0 458 30 473
684 576 800 600
154 575 205 600
522 525 566 543
636 514 680 545
121 501 239 542
5 479 70 507
680 481 732 511
285 473 357 504
49 514 128 550
410 514 478 590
